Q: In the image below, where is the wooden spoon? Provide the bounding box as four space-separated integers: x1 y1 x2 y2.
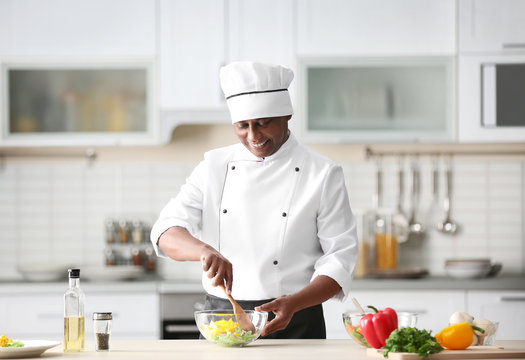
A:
219 283 255 332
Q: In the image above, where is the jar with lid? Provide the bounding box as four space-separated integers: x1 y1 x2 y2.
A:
131 247 142 266
131 220 144 244
104 248 115 266
118 219 129 244
372 208 398 270
144 247 156 272
105 219 116 244
93 312 112 351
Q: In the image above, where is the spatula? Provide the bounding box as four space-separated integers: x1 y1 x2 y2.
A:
218 283 255 332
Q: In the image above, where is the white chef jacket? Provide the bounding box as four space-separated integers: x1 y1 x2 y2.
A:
151 132 357 301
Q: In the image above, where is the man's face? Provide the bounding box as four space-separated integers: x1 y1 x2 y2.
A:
233 115 291 158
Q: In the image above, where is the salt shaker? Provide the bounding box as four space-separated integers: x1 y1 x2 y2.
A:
93 312 112 351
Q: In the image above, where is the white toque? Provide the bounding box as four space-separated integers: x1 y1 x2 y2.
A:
219 61 294 123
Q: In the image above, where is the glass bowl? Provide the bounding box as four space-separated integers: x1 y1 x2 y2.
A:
342 311 418 347
476 321 499 346
194 310 268 347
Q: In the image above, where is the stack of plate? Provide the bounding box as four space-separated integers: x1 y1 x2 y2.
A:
445 258 497 279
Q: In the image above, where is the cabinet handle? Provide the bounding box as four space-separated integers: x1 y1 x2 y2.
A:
502 43 525 49
500 296 525 302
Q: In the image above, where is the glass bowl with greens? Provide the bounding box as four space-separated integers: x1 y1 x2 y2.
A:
195 310 268 347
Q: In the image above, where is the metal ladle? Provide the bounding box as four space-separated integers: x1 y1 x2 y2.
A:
436 157 459 235
393 158 409 243
407 159 426 241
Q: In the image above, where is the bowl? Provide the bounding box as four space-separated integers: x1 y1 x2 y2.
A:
194 310 268 347
445 259 492 279
342 311 418 347
475 321 499 346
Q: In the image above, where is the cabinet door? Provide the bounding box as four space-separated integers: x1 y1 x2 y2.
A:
4 292 159 340
227 0 294 67
297 0 456 56
86 293 159 340
159 0 226 110
459 0 525 53
458 54 525 142
0 0 156 58
298 57 455 143
467 290 525 341
323 290 464 339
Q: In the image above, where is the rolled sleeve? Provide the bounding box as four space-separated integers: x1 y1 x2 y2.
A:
149 161 206 258
312 165 358 301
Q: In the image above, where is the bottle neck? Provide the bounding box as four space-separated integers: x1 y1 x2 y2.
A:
69 277 80 288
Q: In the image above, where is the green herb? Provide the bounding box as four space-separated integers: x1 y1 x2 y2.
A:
383 327 443 359
5 341 24 348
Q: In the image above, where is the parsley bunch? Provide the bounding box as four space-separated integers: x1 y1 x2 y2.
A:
383 327 443 359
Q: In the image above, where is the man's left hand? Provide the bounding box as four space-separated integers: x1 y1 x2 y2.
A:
255 296 296 337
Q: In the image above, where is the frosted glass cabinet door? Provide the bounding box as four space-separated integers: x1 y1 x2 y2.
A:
298 58 455 143
2 63 156 146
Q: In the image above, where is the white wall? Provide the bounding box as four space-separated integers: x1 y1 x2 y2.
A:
0 133 523 281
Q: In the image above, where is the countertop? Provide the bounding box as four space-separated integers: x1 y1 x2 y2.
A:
1 275 524 295
38 340 525 360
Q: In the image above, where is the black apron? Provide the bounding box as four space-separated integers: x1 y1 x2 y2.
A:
202 294 326 339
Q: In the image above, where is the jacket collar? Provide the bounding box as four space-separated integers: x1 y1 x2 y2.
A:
236 131 297 162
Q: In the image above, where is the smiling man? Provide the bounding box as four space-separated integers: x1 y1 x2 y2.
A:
151 61 358 339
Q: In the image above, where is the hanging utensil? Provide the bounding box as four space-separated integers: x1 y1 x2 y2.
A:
393 157 409 243
425 157 442 230
436 156 459 235
407 158 426 241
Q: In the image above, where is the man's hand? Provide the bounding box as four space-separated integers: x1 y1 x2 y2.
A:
255 275 341 337
200 251 233 293
255 296 296 337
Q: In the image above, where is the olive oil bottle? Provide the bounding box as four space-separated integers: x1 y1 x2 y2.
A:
64 269 85 352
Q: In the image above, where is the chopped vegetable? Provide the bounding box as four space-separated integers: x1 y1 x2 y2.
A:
435 321 484 350
383 327 443 359
0 335 24 348
360 305 398 349
344 320 370 347
200 319 257 346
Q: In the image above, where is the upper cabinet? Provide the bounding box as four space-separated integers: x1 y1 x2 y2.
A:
459 0 525 54
0 0 158 146
0 0 156 58
298 57 455 143
158 0 294 143
296 0 456 56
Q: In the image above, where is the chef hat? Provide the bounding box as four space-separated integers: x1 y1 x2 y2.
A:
220 61 294 123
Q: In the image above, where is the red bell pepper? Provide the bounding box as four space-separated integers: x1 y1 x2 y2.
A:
359 305 398 349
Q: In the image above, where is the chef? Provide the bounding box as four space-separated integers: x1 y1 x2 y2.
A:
150 61 357 339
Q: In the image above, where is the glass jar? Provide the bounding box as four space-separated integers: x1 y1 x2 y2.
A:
373 208 398 270
93 312 112 351
105 219 116 244
353 209 370 278
118 219 129 244
131 220 144 244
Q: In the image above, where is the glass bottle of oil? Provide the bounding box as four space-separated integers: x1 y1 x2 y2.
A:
64 268 85 352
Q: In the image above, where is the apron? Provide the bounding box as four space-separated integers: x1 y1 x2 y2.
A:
202 294 326 339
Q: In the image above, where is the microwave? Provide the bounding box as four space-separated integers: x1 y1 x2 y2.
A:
481 63 525 128
458 55 525 142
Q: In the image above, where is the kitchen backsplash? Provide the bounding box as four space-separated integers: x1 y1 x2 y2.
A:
0 158 523 281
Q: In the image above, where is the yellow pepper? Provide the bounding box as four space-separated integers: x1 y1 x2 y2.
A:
0 334 13 347
435 321 474 350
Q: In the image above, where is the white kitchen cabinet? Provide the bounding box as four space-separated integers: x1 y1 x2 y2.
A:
158 0 295 142
458 54 525 142
297 57 456 143
3 291 159 340
296 0 456 56
459 0 525 54
466 290 525 341
227 0 294 67
323 290 465 339
0 0 156 58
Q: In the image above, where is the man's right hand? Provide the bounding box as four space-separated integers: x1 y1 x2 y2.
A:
200 251 233 294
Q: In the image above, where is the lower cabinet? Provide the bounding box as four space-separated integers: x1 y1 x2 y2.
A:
323 290 465 339
466 290 525 341
3 291 159 340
